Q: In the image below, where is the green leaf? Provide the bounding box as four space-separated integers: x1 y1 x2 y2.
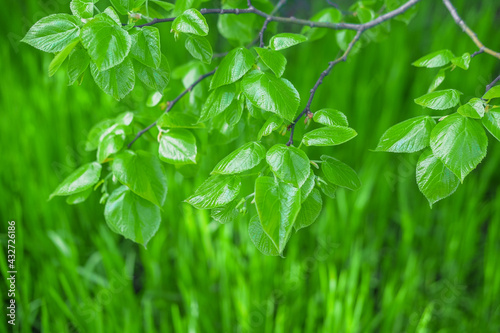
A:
313 109 348 127
320 155 361 191
66 187 93 205
375 116 436 153
49 162 102 199
103 6 122 25
130 26 161 68
451 53 471 70
269 33 308 51
104 186 160 247
111 150 168 207
483 86 500 101
254 176 301 253
428 68 446 93
301 8 341 42
317 178 337 199
134 54 171 92
356 7 375 23
430 113 488 181
266 144 310 187
91 57 135 100
414 89 462 110
185 35 213 64
248 215 279 256
199 85 236 122
147 91 163 107
482 111 500 142
81 14 132 70
212 141 266 175
225 98 244 126
68 48 90 85
86 119 117 151
159 129 197 165
71 0 99 19
186 175 241 209
294 188 322 231
302 127 357 147
49 38 80 77
210 47 254 89
242 71 300 122
211 201 240 224
416 148 460 206
258 115 283 139
457 98 485 119
300 169 316 204
254 47 287 78
96 125 127 162
22 14 81 53
150 0 175 11
109 0 145 15
412 49 454 68
172 8 208 36
157 112 204 129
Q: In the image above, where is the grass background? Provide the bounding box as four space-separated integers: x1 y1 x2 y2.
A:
2 0 500 332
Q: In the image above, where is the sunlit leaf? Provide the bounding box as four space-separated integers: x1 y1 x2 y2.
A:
430 113 487 181
266 144 310 187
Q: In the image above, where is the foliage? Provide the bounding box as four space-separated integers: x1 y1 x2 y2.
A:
21 0 500 255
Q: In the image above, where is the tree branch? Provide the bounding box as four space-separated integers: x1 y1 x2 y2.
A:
134 0 420 30
486 74 500 94
442 0 500 60
127 69 217 148
286 30 363 146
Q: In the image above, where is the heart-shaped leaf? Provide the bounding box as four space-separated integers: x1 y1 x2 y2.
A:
172 9 209 36
22 14 81 53
81 14 132 70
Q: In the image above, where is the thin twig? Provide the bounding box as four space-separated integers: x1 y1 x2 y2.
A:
486 74 500 94
442 0 500 60
286 31 363 146
134 0 420 30
127 69 217 148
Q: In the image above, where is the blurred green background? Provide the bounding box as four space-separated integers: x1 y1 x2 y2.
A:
2 0 500 332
